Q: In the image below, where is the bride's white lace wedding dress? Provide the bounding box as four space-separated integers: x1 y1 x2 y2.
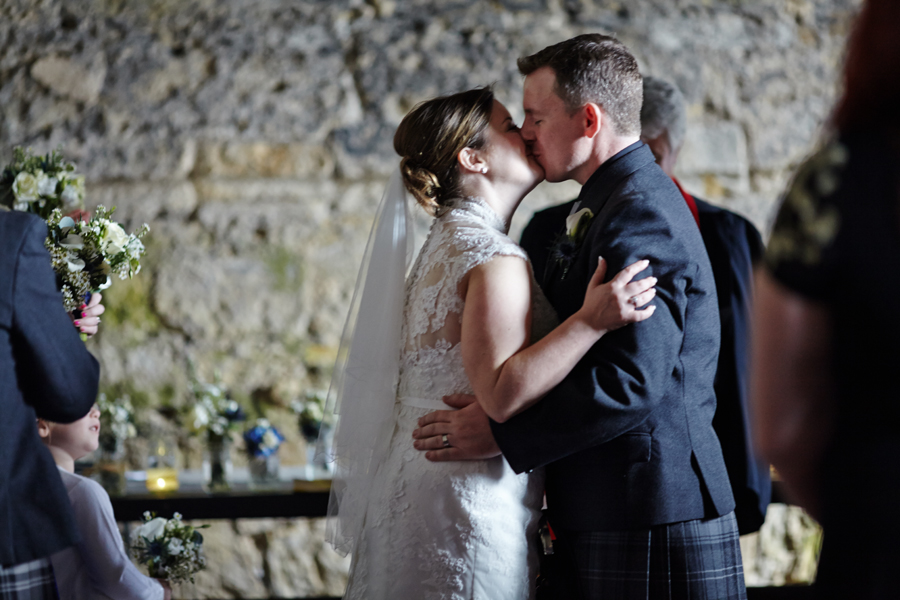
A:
343 196 558 600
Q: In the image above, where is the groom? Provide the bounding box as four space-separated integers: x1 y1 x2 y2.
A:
413 34 745 598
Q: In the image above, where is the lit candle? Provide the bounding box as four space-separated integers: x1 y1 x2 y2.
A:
145 439 179 492
146 467 180 492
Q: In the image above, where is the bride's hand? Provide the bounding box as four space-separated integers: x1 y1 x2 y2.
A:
579 258 657 333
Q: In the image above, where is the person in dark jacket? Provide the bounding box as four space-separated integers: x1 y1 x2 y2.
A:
521 76 770 536
639 76 770 535
414 35 745 599
0 210 103 598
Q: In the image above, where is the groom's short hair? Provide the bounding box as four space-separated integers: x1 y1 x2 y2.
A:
518 34 642 137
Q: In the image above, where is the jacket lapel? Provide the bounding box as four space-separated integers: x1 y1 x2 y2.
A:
545 143 656 286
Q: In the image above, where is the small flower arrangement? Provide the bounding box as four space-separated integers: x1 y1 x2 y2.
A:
186 369 246 440
96 392 138 453
243 419 285 458
0 147 85 217
551 207 594 279
291 389 330 443
130 511 208 584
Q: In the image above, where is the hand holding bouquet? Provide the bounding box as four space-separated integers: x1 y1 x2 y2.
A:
130 512 208 585
44 205 149 312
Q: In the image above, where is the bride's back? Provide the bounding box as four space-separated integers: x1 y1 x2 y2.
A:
398 196 528 404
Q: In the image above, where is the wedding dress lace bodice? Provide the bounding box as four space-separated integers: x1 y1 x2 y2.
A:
397 196 558 404
343 196 557 600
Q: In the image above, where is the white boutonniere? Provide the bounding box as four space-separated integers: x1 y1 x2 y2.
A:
551 207 594 279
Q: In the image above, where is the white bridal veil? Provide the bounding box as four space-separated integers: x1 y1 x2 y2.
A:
317 168 415 557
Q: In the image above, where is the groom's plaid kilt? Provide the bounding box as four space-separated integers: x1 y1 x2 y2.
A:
548 511 746 600
0 558 58 600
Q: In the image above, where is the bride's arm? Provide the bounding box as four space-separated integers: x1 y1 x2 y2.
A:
460 256 656 423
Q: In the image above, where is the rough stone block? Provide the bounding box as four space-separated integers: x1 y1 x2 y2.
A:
192 141 335 179
678 121 749 177
31 53 107 104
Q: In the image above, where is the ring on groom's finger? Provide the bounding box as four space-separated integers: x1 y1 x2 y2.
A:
441 434 451 448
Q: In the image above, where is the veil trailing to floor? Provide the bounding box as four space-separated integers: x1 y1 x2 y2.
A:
316 167 415 557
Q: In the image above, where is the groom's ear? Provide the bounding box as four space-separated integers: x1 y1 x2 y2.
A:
457 147 485 174
582 103 603 139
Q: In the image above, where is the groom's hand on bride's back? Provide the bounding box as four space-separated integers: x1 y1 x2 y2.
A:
413 394 502 461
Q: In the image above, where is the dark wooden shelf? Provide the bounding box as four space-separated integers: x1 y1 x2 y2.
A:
109 477 331 522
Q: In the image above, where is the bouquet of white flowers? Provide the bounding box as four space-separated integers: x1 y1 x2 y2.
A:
44 205 149 312
1 147 150 315
0 147 85 217
186 367 246 440
130 512 208 584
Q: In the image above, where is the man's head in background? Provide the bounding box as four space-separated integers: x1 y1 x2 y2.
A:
640 76 687 177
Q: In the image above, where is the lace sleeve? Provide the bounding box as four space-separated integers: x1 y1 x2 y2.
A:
404 210 529 347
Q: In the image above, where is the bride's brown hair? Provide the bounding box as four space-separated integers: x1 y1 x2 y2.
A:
393 87 494 214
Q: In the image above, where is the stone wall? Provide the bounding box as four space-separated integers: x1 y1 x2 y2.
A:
1 0 856 596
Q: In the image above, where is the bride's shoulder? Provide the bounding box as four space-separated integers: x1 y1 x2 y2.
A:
440 220 527 262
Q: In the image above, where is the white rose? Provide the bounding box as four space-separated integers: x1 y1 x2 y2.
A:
37 175 58 197
166 538 184 556
139 517 168 540
12 172 39 202
102 222 129 255
565 207 594 239
97 275 112 290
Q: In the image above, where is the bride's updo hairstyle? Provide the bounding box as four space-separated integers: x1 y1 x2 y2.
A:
394 87 494 214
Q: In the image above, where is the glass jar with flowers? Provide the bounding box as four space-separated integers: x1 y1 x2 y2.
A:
243 419 285 489
291 390 333 480
94 393 138 496
186 370 245 493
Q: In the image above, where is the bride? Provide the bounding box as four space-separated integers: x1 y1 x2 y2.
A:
323 87 656 599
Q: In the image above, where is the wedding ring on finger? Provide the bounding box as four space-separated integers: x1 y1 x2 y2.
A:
441 434 451 448
630 296 641 307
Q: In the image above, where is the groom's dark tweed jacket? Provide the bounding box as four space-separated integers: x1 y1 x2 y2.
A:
491 142 735 531
0 211 99 566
